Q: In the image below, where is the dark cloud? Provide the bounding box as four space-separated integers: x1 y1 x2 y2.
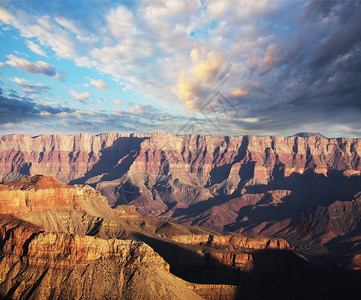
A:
0 89 72 125
223 1 361 137
310 3 361 67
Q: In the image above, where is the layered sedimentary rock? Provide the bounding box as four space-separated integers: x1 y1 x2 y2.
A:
2 132 360 186
0 175 293 299
0 214 204 300
2 175 361 299
0 133 149 183
1 132 361 267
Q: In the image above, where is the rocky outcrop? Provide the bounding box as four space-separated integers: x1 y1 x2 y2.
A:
2 175 361 299
0 174 115 215
0 176 292 292
169 233 289 252
0 214 205 300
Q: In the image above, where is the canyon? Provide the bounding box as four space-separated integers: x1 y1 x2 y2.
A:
1 175 361 299
1 132 361 270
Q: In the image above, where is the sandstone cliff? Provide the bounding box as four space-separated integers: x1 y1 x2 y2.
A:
1 132 361 268
0 175 293 299
1 175 361 299
2 132 360 186
0 214 204 300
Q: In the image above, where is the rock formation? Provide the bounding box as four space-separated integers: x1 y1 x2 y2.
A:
0 175 290 299
1 175 361 299
0 214 204 300
1 132 361 268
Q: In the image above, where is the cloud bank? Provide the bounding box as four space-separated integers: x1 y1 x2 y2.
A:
0 1 360 137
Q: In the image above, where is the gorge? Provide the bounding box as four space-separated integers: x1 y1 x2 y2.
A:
1 132 361 271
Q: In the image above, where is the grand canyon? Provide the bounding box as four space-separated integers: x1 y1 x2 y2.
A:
1 132 361 299
2 0 361 298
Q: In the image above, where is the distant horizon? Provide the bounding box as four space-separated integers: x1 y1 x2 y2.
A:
1 130 360 140
1 1 361 138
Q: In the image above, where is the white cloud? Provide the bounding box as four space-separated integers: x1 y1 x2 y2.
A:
0 7 14 24
56 112 69 117
69 89 91 101
113 99 123 106
106 6 136 38
206 1 231 19
128 103 159 116
83 83 89 87
90 78 108 90
0 62 5 67
3 123 15 129
55 17 82 35
6 55 61 79
12 77 48 94
26 40 47 57
174 49 225 109
1 8 77 59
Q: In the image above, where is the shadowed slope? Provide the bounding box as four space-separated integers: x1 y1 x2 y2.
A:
1 176 361 299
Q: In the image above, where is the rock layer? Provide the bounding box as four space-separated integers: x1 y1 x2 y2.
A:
1 132 361 267
1 175 361 299
0 214 205 300
0 175 292 299
1 132 360 186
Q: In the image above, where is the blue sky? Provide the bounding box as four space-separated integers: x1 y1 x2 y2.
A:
0 0 361 137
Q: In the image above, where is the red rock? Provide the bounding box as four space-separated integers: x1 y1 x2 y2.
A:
1 132 361 267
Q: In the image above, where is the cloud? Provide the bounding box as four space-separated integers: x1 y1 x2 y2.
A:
55 17 82 35
0 62 5 67
5 55 62 79
1 1 361 137
113 99 123 106
26 40 47 57
106 5 136 38
0 88 181 135
12 77 48 94
128 104 150 115
230 88 248 97
261 43 285 74
69 90 91 101
0 6 80 59
174 49 224 109
90 78 108 90
0 88 72 126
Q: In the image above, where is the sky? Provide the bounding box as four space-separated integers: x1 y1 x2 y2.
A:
0 0 361 138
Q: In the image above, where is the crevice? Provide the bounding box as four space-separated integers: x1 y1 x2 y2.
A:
22 232 40 256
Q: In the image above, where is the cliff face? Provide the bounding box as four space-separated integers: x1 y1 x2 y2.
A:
0 133 149 183
0 175 293 299
2 132 360 186
1 132 361 267
0 214 206 300
1 175 361 299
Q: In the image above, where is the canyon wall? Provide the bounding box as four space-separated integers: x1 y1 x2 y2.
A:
0 175 295 299
1 132 361 266
1 132 360 186
0 174 361 299
0 214 206 300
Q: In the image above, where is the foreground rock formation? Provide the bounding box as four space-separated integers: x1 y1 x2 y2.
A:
2 175 361 299
1 132 361 269
0 215 190 300
0 175 286 299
